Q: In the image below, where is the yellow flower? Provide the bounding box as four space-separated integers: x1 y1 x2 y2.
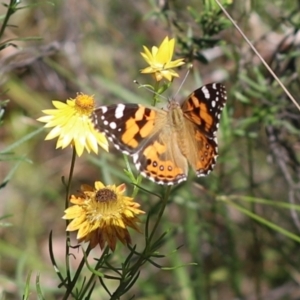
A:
140 36 185 81
63 181 145 251
37 94 108 157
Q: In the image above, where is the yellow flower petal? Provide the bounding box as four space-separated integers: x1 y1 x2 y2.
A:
63 205 84 219
37 93 108 156
62 181 145 251
140 36 185 82
66 214 87 231
94 181 106 190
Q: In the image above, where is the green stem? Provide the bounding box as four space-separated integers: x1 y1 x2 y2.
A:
0 0 18 39
110 186 172 300
152 81 160 106
247 136 262 300
62 246 93 300
148 186 171 243
78 246 109 299
63 148 76 298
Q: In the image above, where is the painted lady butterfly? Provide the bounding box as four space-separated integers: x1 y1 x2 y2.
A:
92 83 227 185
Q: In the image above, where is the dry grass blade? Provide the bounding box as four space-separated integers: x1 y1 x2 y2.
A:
215 0 300 112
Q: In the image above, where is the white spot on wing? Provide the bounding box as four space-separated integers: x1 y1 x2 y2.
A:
135 162 141 170
110 122 117 129
133 153 139 163
101 106 108 114
115 104 125 119
201 86 210 99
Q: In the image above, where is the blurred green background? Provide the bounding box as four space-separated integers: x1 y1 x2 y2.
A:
2 0 300 299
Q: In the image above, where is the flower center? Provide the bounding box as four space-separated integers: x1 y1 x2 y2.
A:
96 188 117 202
75 94 95 115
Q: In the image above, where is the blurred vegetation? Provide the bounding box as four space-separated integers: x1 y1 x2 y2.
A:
1 0 300 299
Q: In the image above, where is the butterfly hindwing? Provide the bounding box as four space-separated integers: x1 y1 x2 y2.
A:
194 132 218 176
133 131 188 185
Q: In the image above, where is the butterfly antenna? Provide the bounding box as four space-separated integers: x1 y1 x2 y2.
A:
173 64 193 99
133 80 168 100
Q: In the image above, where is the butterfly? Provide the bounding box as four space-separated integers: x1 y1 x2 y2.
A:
92 83 227 185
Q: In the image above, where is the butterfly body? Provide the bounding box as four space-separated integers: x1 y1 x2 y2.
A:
92 83 227 185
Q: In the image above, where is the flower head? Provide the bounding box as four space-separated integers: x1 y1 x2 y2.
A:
63 181 145 251
140 36 185 81
37 94 108 157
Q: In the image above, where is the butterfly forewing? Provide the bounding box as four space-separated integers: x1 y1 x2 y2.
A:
182 83 226 137
181 83 226 177
92 103 164 154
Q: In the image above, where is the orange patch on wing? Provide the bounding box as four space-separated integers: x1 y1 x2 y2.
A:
189 94 199 108
195 137 216 171
143 141 166 156
121 136 138 148
135 106 146 120
139 119 155 138
139 110 156 138
199 102 213 130
142 141 185 181
121 117 139 148
185 95 212 130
